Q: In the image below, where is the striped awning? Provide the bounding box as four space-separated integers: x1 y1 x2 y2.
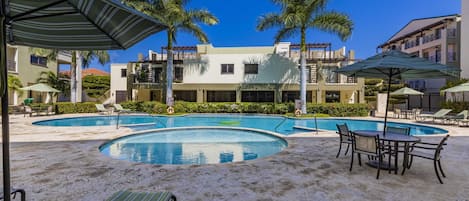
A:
5 0 166 50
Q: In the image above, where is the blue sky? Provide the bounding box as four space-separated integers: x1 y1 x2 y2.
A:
75 0 461 72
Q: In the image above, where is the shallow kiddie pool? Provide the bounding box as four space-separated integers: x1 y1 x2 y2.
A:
99 127 288 165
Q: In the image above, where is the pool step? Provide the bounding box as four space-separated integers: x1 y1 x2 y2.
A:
292 126 323 132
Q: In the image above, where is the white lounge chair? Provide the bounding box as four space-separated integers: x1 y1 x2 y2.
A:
95 104 111 115
113 104 132 113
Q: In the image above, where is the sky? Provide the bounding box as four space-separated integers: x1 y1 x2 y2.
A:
73 0 461 72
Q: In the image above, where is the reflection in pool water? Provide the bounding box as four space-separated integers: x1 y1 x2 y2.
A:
99 128 287 165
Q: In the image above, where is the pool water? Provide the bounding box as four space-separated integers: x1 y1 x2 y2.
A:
99 128 287 165
34 114 448 135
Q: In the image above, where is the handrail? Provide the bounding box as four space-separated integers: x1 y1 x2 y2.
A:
116 112 121 129
274 118 287 132
314 114 319 135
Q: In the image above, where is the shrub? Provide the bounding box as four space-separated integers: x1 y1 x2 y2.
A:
440 101 469 113
54 102 97 114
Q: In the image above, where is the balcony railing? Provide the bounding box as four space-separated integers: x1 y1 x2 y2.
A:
447 29 457 39
7 60 16 72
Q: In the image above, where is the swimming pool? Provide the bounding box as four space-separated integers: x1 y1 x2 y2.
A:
99 127 287 165
33 114 448 135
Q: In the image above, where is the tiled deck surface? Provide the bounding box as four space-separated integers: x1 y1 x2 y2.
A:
2 114 469 201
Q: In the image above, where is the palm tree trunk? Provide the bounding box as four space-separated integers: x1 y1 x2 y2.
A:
300 27 307 114
70 51 77 103
166 31 174 106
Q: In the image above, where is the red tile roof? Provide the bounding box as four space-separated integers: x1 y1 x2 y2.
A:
61 68 109 78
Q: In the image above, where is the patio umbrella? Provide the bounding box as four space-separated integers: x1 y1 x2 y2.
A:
20 83 60 93
20 83 61 103
442 82 469 102
336 50 459 134
390 87 424 110
0 1 166 199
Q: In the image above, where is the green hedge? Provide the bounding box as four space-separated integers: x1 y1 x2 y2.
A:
119 101 369 117
53 102 97 114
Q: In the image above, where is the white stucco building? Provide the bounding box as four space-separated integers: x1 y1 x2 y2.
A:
110 43 364 104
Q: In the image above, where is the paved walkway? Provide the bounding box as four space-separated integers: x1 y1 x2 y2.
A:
2 114 469 201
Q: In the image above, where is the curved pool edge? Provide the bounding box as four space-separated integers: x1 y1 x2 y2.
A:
31 114 153 127
99 126 288 151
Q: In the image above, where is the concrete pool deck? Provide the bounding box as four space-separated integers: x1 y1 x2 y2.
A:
2 113 469 200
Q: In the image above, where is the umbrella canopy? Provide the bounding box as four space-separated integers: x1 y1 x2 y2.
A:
390 87 424 95
1 1 166 200
336 50 459 133
442 82 469 93
20 83 60 93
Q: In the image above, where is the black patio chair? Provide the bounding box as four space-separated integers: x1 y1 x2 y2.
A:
403 135 450 184
349 132 385 179
336 123 352 158
0 188 26 201
385 126 411 172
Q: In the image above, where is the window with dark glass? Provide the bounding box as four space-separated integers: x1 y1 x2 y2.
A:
281 91 312 102
174 90 197 102
241 91 274 102
207 91 236 102
244 64 258 74
30 55 48 66
121 69 127 77
325 91 340 103
221 64 234 74
174 66 183 82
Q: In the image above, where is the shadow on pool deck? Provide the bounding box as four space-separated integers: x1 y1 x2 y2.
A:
4 134 469 201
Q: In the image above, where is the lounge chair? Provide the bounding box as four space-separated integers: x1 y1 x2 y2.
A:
416 109 452 122
114 104 132 113
444 110 468 125
106 190 176 201
0 188 26 201
95 104 111 115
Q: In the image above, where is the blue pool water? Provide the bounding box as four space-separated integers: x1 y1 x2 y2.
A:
34 114 448 135
99 127 287 165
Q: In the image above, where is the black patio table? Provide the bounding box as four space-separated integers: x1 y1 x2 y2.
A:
352 130 420 174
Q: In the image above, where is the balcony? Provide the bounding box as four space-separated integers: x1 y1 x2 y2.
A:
447 29 457 39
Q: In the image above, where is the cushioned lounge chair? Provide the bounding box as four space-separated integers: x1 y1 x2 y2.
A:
95 104 111 115
106 191 176 201
114 104 132 113
444 110 468 125
416 109 452 122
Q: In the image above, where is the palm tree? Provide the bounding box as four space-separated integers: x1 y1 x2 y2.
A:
37 71 70 96
30 48 110 103
124 0 218 106
7 75 23 104
257 0 353 113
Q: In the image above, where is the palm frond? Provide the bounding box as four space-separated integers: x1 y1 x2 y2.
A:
179 23 209 43
187 9 219 25
274 27 299 43
29 47 58 61
257 13 283 31
309 11 353 41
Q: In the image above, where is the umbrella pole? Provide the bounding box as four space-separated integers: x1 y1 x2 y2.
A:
1 3 12 200
383 75 392 136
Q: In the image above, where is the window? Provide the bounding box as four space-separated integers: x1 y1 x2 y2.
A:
221 64 234 74
244 64 258 74
325 91 340 103
174 90 197 102
174 66 183 82
241 91 274 102
281 91 312 103
207 91 236 102
121 69 127 77
152 68 163 83
30 55 47 66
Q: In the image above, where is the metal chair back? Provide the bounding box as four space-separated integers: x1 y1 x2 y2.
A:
385 126 410 136
352 132 380 155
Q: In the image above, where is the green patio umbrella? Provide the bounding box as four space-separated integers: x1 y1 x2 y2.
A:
0 1 166 199
390 87 424 110
20 83 60 93
336 50 459 133
442 82 469 102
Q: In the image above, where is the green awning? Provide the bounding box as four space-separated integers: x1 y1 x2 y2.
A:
6 0 166 50
390 87 423 95
442 82 469 93
20 83 60 92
